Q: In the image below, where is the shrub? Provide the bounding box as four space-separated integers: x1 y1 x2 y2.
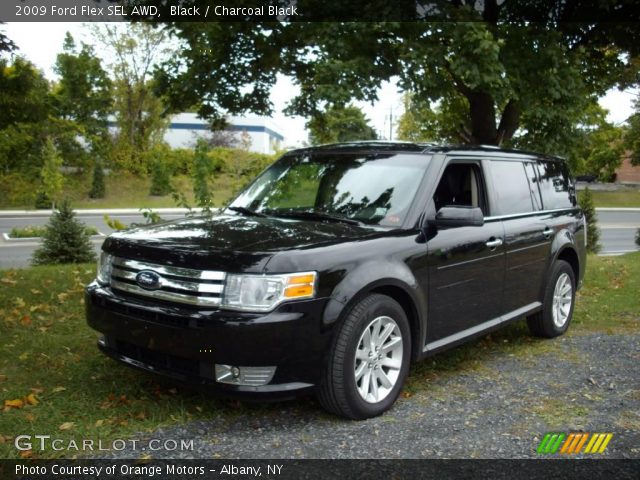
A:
149 157 173 196
192 139 214 213
578 187 601 254
89 161 106 198
31 200 97 265
10 225 98 238
636 227 640 247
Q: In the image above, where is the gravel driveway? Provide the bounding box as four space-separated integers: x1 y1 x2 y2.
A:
95 330 639 459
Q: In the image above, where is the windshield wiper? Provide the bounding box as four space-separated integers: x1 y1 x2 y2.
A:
271 210 363 226
226 206 268 218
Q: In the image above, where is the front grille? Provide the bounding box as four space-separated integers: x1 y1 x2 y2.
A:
92 295 192 328
115 340 201 376
110 257 225 307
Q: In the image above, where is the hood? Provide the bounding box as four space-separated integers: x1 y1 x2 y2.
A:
102 213 385 272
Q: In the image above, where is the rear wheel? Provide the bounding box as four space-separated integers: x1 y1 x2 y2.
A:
527 260 576 338
318 294 411 419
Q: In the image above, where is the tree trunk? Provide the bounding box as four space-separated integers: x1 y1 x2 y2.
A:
496 99 520 145
466 90 498 145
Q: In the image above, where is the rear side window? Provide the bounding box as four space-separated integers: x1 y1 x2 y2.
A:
486 160 534 216
524 162 543 210
536 161 573 210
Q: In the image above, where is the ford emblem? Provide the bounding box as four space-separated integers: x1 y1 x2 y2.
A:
136 270 162 290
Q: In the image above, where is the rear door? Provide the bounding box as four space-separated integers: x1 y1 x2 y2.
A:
484 159 550 313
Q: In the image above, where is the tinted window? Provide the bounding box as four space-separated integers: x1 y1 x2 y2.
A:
433 163 486 214
487 160 534 215
524 162 543 210
536 161 573 210
231 153 430 227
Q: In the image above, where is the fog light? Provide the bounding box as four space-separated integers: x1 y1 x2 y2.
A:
215 364 276 386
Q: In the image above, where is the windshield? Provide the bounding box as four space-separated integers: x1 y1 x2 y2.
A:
229 153 430 227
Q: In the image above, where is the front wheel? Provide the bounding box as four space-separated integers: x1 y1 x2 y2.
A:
527 260 576 338
318 294 411 420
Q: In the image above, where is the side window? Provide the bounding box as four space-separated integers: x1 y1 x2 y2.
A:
486 160 534 216
524 162 543 210
536 160 574 210
433 163 486 214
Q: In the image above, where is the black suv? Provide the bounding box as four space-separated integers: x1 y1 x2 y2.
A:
86 142 586 419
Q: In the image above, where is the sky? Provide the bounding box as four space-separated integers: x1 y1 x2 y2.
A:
4 22 637 148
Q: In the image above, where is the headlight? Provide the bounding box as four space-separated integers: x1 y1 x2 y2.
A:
222 272 316 312
96 252 113 286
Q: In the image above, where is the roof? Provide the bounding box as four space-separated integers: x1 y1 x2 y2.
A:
287 141 565 162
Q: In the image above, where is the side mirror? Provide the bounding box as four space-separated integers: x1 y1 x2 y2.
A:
431 206 484 228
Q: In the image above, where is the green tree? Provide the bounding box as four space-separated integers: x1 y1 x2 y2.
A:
192 139 214 213
39 139 64 209
32 200 97 265
90 23 172 172
53 32 112 167
149 156 173 196
307 105 377 145
0 22 16 53
89 160 106 199
0 57 53 174
578 187 601 254
625 98 640 166
153 2 637 146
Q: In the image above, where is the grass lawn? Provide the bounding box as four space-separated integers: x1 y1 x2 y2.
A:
0 172 245 210
0 253 638 459
589 190 640 208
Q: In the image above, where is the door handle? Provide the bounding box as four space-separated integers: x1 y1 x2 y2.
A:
543 227 553 238
485 238 503 250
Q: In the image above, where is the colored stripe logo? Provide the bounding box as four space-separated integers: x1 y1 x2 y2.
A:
537 433 613 454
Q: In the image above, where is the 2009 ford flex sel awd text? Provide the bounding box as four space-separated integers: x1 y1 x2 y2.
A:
86 142 586 419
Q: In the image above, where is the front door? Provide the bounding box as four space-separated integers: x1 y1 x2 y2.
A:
426 161 506 344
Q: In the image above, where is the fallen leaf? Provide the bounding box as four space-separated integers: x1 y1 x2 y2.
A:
18 352 29 361
52 386 66 393
4 398 24 409
58 422 75 431
0 375 6 382
14 298 26 308
1 278 17 285
135 411 146 420
20 315 32 326
25 393 38 406
95 419 104 427
57 293 68 302
30 289 42 295
19 450 33 459
24 413 35 422
30 387 43 394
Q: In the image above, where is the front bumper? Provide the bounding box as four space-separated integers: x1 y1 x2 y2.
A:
85 282 333 399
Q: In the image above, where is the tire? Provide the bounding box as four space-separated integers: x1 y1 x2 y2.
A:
527 260 576 338
318 293 411 420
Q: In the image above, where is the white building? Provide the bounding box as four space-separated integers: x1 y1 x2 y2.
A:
163 113 285 154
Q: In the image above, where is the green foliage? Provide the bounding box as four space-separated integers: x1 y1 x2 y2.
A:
307 105 377 145
0 57 53 174
31 200 97 265
192 139 214 213
149 155 173 196
636 228 640 247
10 224 97 238
578 188 601 254
53 32 112 168
103 214 127 231
156 5 636 147
397 93 469 144
91 23 172 173
625 99 640 166
39 139 64 209
89 161 106 199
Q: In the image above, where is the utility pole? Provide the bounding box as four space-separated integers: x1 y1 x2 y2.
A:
389 107 393 141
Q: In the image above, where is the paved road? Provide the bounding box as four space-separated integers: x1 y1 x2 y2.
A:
0 212 185 269
0 209 638 269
